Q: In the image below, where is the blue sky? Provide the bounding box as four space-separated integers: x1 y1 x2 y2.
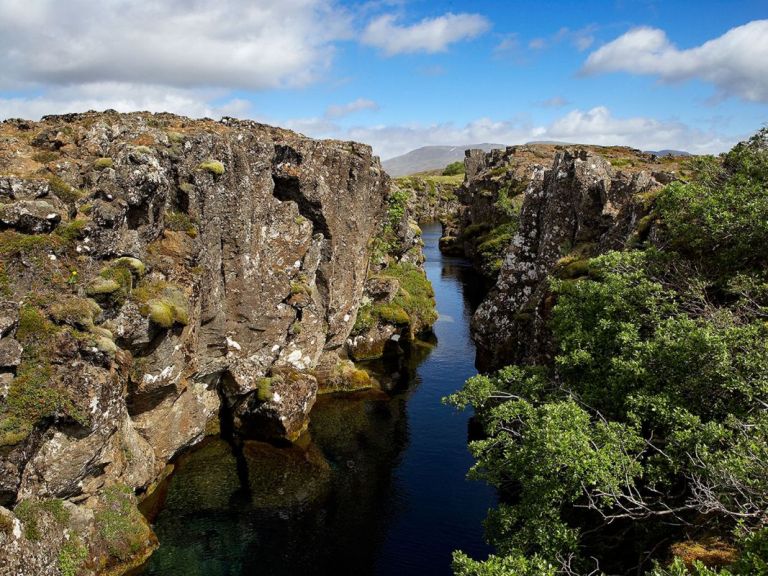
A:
0 0 766 158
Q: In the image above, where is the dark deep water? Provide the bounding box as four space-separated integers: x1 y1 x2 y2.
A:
137 223 496 575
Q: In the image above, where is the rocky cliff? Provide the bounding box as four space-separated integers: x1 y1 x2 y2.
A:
0 111 390 574
466 146 686 371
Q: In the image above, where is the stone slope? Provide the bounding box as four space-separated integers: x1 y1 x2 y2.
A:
0 111 389 574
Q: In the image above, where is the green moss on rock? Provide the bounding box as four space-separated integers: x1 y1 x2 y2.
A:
198 160 225 176
93 157 114 170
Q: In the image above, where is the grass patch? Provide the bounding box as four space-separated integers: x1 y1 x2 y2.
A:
0 230 61 259
164 211 198 237
32 151 60 163
59 537 88 576
95 484 150 562
47 176 84 204
370 262 437 331
49 297 99 329
55 219 88 243
610 157 633 168
133 280 189 328
14 498 69 541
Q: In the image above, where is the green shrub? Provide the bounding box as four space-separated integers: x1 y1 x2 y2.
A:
59 538 88 576
657 129 768 271
445 129 768 576
442 161 465 176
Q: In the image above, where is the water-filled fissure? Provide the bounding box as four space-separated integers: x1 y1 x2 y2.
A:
137 223 495 575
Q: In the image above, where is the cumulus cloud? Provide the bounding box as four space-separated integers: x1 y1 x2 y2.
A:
0 83 253 121
545 106 733 153
324 98 379 119
283 107 738 160
582 20 768 102
361 12 490 55
0 0 351 91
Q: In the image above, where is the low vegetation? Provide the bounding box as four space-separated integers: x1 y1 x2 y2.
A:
197 159 225 176
447 129 768 575
354 261 437 335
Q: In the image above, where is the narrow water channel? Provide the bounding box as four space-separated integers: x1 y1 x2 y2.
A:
138 222 495 575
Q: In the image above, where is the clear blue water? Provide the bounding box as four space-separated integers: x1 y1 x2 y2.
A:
137 222 495 575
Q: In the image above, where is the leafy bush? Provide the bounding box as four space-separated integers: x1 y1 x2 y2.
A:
443 161 465 176
657 128 768 271
447 129 768 575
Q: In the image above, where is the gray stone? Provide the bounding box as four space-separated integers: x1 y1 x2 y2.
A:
0 338 22 367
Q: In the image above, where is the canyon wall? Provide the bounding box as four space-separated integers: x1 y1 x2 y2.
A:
446 144 684 371
0 111 390 574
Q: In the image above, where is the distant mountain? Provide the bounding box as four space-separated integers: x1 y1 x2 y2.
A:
382 143 505 177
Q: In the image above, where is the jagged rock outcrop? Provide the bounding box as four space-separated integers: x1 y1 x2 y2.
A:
393 173 461 223
471 148 670 371
0 111 389 573
441 144 684 281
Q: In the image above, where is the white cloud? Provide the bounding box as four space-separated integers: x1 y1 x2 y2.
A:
545 106 733 153
582 20 768 102
283 107 738 160
0 0 351 91
361 12 490 55
325 98 379 119
0 83 252 121
554 26 596 52
537 96 570 108
528 38 546 50
493 34 520 59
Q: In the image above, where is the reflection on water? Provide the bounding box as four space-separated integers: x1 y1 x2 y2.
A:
138 223 495 575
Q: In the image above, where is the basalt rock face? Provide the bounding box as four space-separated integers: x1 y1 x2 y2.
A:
0 111 388 573
471 148 668 371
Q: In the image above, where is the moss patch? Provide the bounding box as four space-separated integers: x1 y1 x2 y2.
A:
133 281 189 329
93 157 114 170
47 176 84 204
14 498 69 541
95 484 153 564
197 160 225 176
164 211 198 238
356 262 437 335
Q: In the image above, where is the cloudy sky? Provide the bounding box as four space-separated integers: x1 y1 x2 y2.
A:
0 0 766 159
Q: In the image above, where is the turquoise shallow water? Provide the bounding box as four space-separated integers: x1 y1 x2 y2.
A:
137 222 495 575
